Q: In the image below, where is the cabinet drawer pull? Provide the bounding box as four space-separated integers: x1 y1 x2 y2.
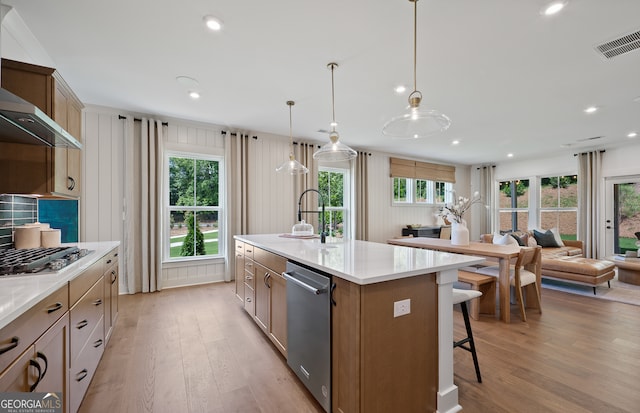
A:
76 319 89 329
111 271 117 284
93 339 103 348
106 259 112 265
36 351 48 380
67 176 76 191
93 298 103 306
246 297 252 303
76 369 88 382
29 359 43 392
47 302 64 314
245 275 253 281
0 336 19 355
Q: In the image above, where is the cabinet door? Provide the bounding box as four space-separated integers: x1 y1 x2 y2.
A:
268 271 287 356
34 314 69 413
0 345 36 392
254 263 270 333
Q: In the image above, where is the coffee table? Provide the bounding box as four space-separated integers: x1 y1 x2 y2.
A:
605 256 640 285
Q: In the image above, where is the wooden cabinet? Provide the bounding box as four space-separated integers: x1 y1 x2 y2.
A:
69 263 105 413
103 247 119 344
234 241 245 302
243 244 255 315
244 245 287 357
0 286 69 412
331 274 439 413
0 58 83 197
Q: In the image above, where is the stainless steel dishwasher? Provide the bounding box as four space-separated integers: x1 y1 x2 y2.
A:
283 261 331 412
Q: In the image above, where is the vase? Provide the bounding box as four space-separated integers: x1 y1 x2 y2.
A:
451 220 469 246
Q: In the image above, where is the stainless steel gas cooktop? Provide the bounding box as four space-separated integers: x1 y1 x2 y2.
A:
0 246 91 276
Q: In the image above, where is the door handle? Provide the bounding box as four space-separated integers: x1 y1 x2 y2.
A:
283 272 327 295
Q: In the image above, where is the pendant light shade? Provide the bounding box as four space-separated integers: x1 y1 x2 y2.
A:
276 100 309 175
313 63 357 162
382 0 451 139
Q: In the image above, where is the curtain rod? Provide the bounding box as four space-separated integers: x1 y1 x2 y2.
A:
118 115 168 126
221 130 257 139
573 149 606 156
476 165 496 170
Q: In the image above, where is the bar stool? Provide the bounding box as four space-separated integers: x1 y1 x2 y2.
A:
452 288 483 383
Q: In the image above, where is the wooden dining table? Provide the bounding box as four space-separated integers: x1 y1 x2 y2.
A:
387 237 541 323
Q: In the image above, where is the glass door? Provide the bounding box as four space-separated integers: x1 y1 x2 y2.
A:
605 176 640 255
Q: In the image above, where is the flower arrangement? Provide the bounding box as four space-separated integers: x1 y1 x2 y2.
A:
439 191 483 224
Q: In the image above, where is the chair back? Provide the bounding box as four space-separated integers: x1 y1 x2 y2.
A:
439 226 451 239
515 246 541 268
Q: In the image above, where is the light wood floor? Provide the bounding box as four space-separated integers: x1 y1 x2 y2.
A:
79 282 640 413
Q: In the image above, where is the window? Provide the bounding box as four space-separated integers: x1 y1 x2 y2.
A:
540 175 578 240
499 179 530 232
166 153 223 261
319 167 348 238
393 177 452 205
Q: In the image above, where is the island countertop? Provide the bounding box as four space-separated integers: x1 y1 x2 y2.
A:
234 234 484 285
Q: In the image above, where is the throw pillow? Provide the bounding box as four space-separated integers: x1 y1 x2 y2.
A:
509 233 526 246
533 229 561 248
549 227 565 247
528 236 538 247
493 233 518 246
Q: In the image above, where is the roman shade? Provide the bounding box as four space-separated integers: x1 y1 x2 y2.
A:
389 157 456 183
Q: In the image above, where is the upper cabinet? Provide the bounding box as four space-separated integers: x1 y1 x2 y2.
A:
0 58 84 197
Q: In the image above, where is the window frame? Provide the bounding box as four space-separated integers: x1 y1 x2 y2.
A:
392 177 453 206
164 150 225 263
539 174 578 240
498 178 531 233
319 166 350 239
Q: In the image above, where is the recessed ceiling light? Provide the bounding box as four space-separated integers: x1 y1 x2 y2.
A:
584 106 598 114
451 140 460 145
394 85 406 94
189 91 201 99
203 15 223 31
541 1 568 16
628 132 638 138
507 153 514 158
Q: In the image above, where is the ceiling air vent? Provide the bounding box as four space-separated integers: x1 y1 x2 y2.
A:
595 29 640 59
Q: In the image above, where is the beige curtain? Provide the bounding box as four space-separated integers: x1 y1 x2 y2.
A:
123 117 165 293
226 132 250 282
355 151 370 240
294 143 320 229
477 165 495 235
578 151 603 258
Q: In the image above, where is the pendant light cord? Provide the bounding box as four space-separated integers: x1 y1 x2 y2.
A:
330 63 337 131
413 0 417 93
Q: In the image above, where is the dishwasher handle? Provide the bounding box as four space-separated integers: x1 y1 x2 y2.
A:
283 271 328 295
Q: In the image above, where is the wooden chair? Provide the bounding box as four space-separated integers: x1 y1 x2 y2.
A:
452 288 483 383
476 246 542 322
439 225 451 239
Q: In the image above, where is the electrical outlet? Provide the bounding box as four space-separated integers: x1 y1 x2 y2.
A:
393 299 411 318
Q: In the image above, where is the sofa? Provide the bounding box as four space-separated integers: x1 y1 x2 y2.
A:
480 232 615 293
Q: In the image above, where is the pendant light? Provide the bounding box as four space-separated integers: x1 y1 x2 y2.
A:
382 0 451 139
276 100 309 174
313 63 357 162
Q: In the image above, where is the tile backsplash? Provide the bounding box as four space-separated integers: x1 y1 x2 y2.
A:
0 195 38 249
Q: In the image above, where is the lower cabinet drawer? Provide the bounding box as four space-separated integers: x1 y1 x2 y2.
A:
70 278 104 364
244 284 255 315
69 315 104 413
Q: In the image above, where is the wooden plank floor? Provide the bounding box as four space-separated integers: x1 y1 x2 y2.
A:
79 282 640 413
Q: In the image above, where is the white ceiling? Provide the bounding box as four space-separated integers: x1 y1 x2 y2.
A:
4 0 640 165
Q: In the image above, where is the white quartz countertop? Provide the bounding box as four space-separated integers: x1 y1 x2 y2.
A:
234 234 483 285
0 241 120 330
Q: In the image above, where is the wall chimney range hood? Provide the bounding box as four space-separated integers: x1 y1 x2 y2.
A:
0 88 81 149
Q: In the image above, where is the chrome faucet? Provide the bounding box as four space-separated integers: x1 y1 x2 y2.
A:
297 189 326 243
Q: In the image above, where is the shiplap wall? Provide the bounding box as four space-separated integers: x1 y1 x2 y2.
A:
82 106 231 292
82 105 474 290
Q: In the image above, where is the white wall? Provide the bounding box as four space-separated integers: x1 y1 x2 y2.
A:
366 153 470 243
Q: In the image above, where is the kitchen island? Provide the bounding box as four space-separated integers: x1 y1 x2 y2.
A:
234 234 484 413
